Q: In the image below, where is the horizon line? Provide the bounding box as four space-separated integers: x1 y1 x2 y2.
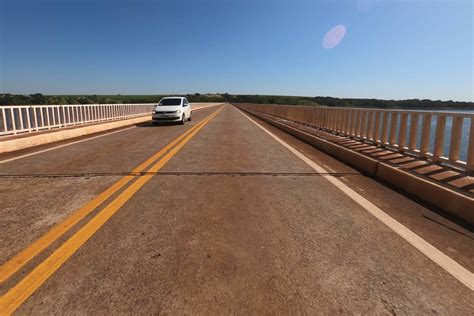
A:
0 92 472 103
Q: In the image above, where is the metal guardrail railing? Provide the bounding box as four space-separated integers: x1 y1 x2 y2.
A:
239 104 474 172
0 103 155 136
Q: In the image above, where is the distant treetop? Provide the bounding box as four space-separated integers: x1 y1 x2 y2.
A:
0 93 472 110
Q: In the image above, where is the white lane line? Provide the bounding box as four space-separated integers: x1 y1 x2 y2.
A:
236 107 474 290
0 105 216 164
322 163 336 173
0 126 136 164
191 103 224 111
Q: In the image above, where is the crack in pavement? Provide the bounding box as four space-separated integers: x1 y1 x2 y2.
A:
0 171 361 179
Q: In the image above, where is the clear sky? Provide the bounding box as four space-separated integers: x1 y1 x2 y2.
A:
0 0 472 101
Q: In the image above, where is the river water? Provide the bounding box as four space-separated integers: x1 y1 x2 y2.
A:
409 109 472 161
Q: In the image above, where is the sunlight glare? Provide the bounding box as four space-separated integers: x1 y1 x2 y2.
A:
322 25 346 49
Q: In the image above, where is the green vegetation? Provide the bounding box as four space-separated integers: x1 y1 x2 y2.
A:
223 94 473 110
1 93 472 110
0 93 225 105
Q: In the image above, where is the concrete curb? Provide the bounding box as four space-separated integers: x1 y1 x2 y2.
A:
376 163 473 223
0 116 150 154
239 106 473 225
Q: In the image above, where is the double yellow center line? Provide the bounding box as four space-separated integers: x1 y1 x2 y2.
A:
0 107 223 314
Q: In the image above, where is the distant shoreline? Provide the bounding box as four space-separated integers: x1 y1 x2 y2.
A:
1 93 473 110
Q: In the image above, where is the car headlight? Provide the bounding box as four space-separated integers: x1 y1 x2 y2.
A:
175 109 181 114
152 110 156 114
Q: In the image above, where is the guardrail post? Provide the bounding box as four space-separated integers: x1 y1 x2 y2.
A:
366 112 374 140
374 112 381 144
67 106 71 125
420 113 432 157
310 107 316 127
26 107 32 131
327 109 332 130
341 110 348 134
11 109 17 134
354 110 361 137
342 109 348 133
80 105 84 124
347 110 354 136
39 107 44 129
408 113 419 151
59 105 64 127
389 112 398 146
360 111 368 139
381 112 390 145
399 112 408 150
1 108 7 134
467 115 474 172
19 108 24 132
52 106 57 127
46 107 51 129
449 116 463 162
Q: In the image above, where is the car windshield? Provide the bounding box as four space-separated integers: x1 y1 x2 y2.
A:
159 98 182 106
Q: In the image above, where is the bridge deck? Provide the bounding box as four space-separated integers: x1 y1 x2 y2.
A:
0 105 472 314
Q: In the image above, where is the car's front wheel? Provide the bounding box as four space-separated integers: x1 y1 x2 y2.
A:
180 115 185 125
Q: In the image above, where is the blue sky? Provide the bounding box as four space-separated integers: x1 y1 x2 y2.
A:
0 0 472 101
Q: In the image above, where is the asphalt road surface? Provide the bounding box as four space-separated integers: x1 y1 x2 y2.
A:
0 104 472 314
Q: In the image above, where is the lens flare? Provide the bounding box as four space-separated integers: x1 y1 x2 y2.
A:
322 25 346 49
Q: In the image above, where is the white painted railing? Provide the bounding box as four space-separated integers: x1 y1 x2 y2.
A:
239 104 474 172
0 103 155 136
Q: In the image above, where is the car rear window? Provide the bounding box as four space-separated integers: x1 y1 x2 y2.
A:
159 98 182 106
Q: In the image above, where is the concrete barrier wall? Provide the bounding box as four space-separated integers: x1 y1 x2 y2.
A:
237 105 473 226
0 116 150 153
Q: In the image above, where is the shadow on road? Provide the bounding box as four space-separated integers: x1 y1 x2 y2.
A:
136 121 182 128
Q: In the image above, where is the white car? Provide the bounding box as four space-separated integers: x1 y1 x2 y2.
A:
152 97 192 125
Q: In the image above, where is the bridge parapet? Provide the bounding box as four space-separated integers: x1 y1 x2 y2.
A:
0 103 222 138
0 103 155 137
238 104 473 173
0 103 223 154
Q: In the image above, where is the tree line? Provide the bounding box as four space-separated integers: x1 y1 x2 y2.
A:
1 93 472 110
222 94 473 110
0 93 225 106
